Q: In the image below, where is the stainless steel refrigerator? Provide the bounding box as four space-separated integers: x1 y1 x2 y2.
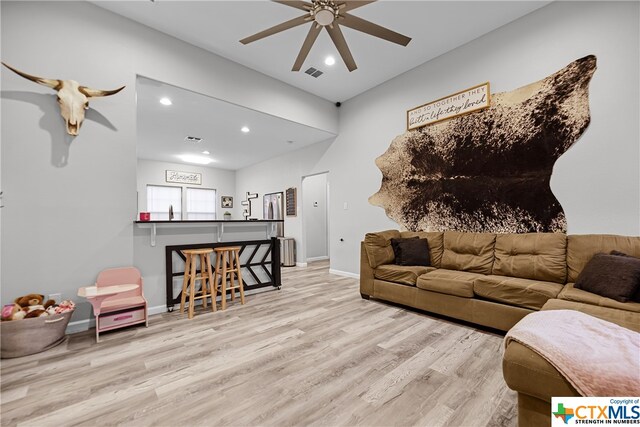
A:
263 192 284 237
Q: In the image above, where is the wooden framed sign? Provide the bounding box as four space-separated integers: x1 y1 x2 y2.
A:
407 82 490 130
165 170 202 185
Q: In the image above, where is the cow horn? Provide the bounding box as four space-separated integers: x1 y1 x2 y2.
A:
1 62 61 89
79 85 125 98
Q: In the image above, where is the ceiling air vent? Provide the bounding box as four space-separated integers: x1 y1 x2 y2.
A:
184 136 203 144
304 67 324 78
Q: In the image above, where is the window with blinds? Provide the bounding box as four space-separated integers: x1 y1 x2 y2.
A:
186 187 216 220
147 185 182 220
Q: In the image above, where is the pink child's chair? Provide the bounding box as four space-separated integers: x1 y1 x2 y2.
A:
94 267 148 342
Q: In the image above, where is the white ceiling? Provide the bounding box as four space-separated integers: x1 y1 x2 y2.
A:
136 76 335 169
93 1 551 102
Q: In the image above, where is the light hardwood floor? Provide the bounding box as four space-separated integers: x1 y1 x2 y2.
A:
0 261 516 427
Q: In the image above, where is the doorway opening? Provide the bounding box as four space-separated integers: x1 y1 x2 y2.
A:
302 172 329 264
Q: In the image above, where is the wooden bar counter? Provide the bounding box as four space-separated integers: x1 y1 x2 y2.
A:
133 219 284 312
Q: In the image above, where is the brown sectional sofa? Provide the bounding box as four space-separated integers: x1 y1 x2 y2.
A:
360 230 640 427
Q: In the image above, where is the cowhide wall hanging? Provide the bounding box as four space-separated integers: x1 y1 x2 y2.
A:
369 55 597 233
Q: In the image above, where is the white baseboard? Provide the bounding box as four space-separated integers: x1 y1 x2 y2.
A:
66 304 167 334
66 320 90 334
329 269 360 279
296 262 308 267
306 256 329 262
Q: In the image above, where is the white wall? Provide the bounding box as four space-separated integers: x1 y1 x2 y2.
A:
323 1 640 275
234 2 640 277
0 1 337 323
303 173 328 260
235 140 333 264
136 159 236 219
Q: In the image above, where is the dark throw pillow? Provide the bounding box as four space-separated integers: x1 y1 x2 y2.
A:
610 251 640 302
574 253 640 303
611 250 634 258
395 238 431 267
390 237 418 265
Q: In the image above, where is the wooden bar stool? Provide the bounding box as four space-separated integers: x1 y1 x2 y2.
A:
213 246 245 310
180 248 215 319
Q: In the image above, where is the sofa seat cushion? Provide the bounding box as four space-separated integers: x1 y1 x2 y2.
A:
558 283 640 313
441 231 496 274
374 265 434 286
541 299 640 332
474 275 563 310
416 269 483 298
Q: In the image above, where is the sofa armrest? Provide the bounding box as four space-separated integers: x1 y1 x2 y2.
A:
503 340 579 402
360 242 375 298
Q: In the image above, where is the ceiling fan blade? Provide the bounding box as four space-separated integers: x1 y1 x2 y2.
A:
339 1 377 12
326 25 357 72
272 0 313 11
240 15 310 44
292 24 322 71
340 13 411 46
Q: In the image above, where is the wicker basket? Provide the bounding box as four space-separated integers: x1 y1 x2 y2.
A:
1 311 74 359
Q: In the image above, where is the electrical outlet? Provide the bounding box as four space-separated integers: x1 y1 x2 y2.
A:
49 293 62 302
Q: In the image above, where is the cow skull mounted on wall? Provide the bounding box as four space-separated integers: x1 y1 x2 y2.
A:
2 62 125 136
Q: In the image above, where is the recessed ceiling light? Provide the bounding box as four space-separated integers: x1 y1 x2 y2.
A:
202 150 210 155
241 126 250 133
159 97 172 106
324 56 335 66
178 154 213 165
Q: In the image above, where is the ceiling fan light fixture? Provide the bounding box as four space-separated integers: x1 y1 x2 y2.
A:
314 7 335 26
312 1 338 26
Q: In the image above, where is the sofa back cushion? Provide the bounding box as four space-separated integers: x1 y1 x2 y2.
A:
567 235 640 283
493 233 567 284
364 230 401 268
399 231 444 267
441 231 496 274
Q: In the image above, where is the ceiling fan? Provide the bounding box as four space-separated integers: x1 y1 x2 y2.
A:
240 0 411 72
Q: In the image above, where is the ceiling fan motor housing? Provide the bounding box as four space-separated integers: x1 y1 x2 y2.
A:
312 0 338 26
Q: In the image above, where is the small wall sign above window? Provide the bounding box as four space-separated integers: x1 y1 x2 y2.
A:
407 82 490 130
165 170 202 185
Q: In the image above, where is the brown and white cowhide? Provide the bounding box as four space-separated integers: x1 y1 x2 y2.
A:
369 55 597 233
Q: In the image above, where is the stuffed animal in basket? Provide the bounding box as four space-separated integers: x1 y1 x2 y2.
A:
14 294 56 319
53 300 75 314
2 296 75 321
1 303 26 321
